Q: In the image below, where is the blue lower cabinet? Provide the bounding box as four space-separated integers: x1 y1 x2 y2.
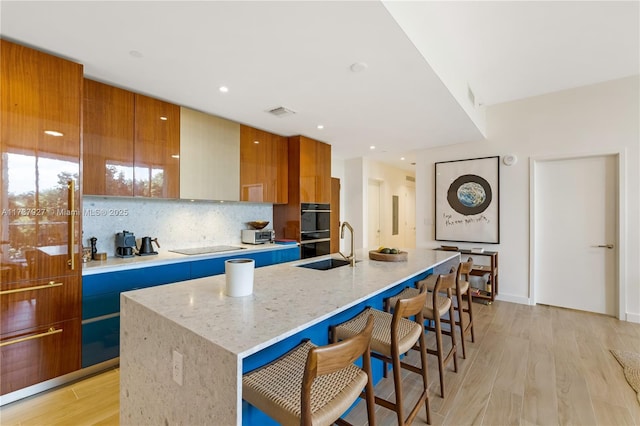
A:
81 247 300 368
190 246 300 279
82 315 120 368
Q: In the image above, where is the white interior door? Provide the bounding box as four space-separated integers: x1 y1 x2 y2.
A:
367 180 381 248
404 185 416 248
534 155 617 316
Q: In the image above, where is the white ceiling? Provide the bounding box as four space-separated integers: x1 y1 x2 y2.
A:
2 1 638 172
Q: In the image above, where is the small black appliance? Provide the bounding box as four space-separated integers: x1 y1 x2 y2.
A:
115 230 136 258
137 237 159 256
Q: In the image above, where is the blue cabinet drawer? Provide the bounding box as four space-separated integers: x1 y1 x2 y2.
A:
82 315 120 368
82 292 120 320
83 263 191 297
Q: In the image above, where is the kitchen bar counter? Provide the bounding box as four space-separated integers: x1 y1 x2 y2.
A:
82 242 296 275
119 248 459 425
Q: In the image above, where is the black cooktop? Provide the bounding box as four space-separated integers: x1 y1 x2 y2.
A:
168 245 246 255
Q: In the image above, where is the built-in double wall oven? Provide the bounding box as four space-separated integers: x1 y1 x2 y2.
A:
300 203 331 259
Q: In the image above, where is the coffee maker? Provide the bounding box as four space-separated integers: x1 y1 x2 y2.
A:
115 230 136 258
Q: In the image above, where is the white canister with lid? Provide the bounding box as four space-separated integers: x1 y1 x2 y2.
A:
224 259 255 297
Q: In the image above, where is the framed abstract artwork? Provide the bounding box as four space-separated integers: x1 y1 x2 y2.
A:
435 156 500 244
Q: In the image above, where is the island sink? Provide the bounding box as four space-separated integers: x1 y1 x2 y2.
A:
297 258 354 270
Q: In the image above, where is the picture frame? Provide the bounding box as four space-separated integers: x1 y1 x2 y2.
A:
435 156 500 244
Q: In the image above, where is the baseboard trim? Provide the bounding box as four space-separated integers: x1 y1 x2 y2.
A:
0 358 119 406
625 312 640 323
494 293 529 305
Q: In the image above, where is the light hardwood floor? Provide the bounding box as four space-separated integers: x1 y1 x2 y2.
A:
1 301 639 425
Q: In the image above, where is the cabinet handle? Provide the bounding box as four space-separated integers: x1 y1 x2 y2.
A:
0 281 63 295
67 179 75 270
0 327 62 347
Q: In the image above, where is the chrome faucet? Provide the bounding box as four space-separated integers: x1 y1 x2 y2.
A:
339 221 355 267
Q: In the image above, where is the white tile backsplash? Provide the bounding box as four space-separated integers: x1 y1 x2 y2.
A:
82 196 272 255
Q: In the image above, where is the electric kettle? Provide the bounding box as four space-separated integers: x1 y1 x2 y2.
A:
137 237 160 256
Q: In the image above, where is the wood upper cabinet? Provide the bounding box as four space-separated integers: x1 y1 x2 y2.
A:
240 125 288 204
83 79 135 196
293 135 331 204
83 82 180 198
180 107 240 201
1 40 82 395
134 94 180 198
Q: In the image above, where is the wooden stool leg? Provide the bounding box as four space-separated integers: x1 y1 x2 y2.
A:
456 290 467 359
391 345 406 425
418 331 431 424
433 314 446 398
467 292 476 343
448 300 458 373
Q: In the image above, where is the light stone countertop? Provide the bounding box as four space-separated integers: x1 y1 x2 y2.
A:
121 247 459 358
82 242 297 275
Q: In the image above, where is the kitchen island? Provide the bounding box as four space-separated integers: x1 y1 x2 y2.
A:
119 248 459 425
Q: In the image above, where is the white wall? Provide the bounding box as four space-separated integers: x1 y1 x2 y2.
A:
415 76 640 321
341 157 416 250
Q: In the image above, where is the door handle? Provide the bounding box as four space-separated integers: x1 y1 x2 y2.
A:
595 244 614 249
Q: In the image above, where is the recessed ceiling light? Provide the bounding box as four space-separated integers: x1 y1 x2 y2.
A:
369 146 376 150
400 157 405 161
129 50 143 58
350 62 368 73
317 125 324 130
160 116 168 121
44 130 63 137
219 86 229 93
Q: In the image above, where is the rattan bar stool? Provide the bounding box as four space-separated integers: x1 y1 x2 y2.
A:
242 315 376 426
418 259 475 359
332 288 431 425
386 271 458 398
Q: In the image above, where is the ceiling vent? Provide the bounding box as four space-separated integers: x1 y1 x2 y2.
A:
267 106 296 117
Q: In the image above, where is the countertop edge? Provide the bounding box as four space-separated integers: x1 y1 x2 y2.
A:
82 243 298 276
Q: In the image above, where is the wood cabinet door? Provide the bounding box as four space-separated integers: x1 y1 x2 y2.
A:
240 125 288 203
83 79 134 196
0 318 81 395
298 136 331 204
133 94 180 198
1 40 82 283
315 140 332 204
1 276 81 335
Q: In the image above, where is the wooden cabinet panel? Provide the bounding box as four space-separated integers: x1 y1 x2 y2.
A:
134 94 180 198
1 276 81 335
83 79 134 196
0 318 81 395
180 107 240 201
293 135 331 204
1 40 82 396
1 39 82 284
240 125 288 203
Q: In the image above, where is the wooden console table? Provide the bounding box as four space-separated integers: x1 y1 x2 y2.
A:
436 248 498 303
